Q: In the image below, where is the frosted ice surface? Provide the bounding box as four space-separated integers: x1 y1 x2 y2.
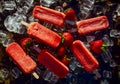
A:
4 14 27 34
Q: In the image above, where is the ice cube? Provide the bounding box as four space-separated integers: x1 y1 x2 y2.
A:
11 67 22 79
0 30 14 47
109 60 117 68
4 14 27 34
35 67 41 76
0 68 9 79
3 38 14 47
18 6 30 14
0 2 4 13
15 0 23 3
100 79 109 84
25 0 34 6
78 0 95 20
93 69 101 79
86 35 95 43
101 49 112 63
112 4 120 22
0 30 7 38
103 70 112 79
110 29 120 38
43 22 53 29
28 16 39 22
102 35 114 46
40 0 56 7
55 6 63 12
49 74 58 84
69 58 79 71
3 1 16 11
43 69 52 81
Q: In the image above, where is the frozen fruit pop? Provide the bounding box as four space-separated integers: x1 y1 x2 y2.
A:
6 42 39 78
37 49 69 78
33 6 65 27
76 16 109 35
21 21 61 48
70 40 99 72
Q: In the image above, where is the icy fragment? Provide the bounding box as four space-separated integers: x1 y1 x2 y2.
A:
3 1 16 11
40 0 56 7
4 14 27 34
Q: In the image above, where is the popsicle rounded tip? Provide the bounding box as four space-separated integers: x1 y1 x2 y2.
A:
21 21 29 27
32 72 39 79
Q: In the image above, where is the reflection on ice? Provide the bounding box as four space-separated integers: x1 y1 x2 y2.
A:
4 14 27 34
0 30 14 47
43 69 58 84
0 68 9 79
40 0 56 7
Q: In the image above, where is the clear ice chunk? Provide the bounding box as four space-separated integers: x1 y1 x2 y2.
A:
86 35 95 43
2 38 14 47
15 0 23 3
43 69 58 83
28 16 39 22
3 1 16 11
110 29 120 38
11 67 22 79
55 6 63 12
109 59 117 68
43 69 52 82
69 57 80 71
0 30 14 47
17 6 30 14
0 68 9 79
4 14 27 34
25 0 34 6
103 70 112 79
112 4 120 21
100 79 109 84
0 1 4 13
93 69 101 79
78 0 95 20
101 49 112 63
43 22 53 29
49 74 58 84
35 67 41 76
93 5 106 16
40 0 56 7
102 35 114 46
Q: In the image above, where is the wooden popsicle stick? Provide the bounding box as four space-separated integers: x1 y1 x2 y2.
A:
21 21 29 27
32 72 39 79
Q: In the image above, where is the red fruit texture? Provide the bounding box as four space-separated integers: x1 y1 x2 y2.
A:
62 32 74 47
61 57 70 65
20 37 32 50
64 8 76 21
57 45 66 56
90 40 103 54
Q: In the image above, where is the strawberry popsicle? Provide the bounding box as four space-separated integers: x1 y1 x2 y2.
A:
33 6 65 27
37 49 69 78
76 16 109 35
70 40 99 72
21 21 61 48
6 42 37 76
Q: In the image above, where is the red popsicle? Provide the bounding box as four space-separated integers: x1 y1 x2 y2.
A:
37 49 69 78
21 21 61 48
6 42 37 74
70 40 99 72
33 6 65 27
76 16 109 35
